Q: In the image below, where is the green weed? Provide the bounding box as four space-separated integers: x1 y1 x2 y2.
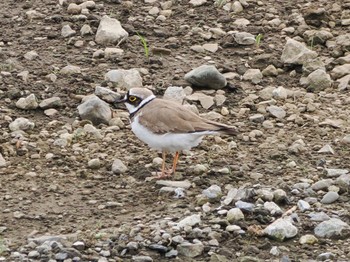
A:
255 33 263 48
136 32 149 59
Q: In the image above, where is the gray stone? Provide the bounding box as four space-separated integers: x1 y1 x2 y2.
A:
264 217 298 241
184 65 227 89
88 158 101 169
233 18 250 27
262 64 278 76
267 105 286 119
132 256 153 262
317 252 335 261
311 179 333 191
281 38 318 65
308 212 330 222
318 144 334 154
67 3 82 14
177 242 204 258
156 180 191 189
165 249 178 258
336 174 350 186
325 168 348 177
243 69 263 84
302 57 326 74
95 15 128 45
320 191 339 204
105 69 142 90
235 200 255 212
337 74 350 91
0 153 6 168
299 234 318 245
95 86 121 103
234 32 255 45
28 250 40 258
297 200 311 212
16 94 38 110
9 117 35 131
202 185 222 199
227 208 244 222
77 96 112 125
163 86 186 104
60 65 81 75
39 97 62 109
303 29 333 45
80 24 93 36
178 214 201 228
314 218 350 238
232 1 243 13
189 0 207 7
304 69 332 91
331 64 350 79
249 113 265 123
104 48 124 59
273 189 288 203
72 241 85 251
61 24 76 38
264 201 283 216
24 50 39 60
112 159 127 174
335 33 350 51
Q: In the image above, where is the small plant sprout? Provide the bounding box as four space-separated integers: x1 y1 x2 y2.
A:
255 33 263 48
136 32 149 59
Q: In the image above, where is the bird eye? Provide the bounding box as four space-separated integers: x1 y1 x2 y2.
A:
129 96 137 102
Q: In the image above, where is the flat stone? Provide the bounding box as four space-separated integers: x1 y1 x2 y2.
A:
243 69 263 84
308 212 330 222
60 65 81 75
9 117 35 131
177 242 204 258
39 97 62 109
185 65 227 89
178 214 201 228
267 105 286 119
314 218 350 239
105 69 142 90
77 96 112 125
325 168 348 177
320 191 339 204
264 217 298 241
281 38 318 65
156 180 191 189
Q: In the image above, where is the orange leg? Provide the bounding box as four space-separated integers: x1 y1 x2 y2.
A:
157 151 172 178
172 151 180 174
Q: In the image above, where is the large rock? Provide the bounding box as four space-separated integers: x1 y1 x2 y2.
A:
331 64 350 79
105 69 143 90
281 38 318 65
334 33 350 51
314 218 350 239
264 217 298 241
95 86 121 103
95 15 128 45
184 65 227 89
77 96 112 125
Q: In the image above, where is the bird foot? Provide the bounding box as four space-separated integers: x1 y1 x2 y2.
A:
147 169 173 181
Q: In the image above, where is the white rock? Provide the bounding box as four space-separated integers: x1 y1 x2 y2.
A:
105 69 142 90
189 0 207 7
16 94 38 110
234 32 255 45
95 15 128 45
39 97 62 109
297 200 311 212
202 185 222 199
9 117 35 131
0 153 6 168
331 64 350 79
264 202 283 215
314 218 350 238
80 24 93 36
281 38 318 65
61 24 76 38
104 47 124 59
60 65 81 75
318 144 334 154
203 43 218 53
67 3 82 14
267 105 286 119
226 208 244 222
264 217 298 241
95 86 121 103
24 50 38 60
163 86 186 104
112 159 127 174
243 69 263 84
178 214 201 229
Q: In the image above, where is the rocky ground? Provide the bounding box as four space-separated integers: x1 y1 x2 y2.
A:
1 0 350 261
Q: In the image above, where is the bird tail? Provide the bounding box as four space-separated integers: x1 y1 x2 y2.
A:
209 121 237 135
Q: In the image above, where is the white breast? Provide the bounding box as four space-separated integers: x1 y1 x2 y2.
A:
131 116 216 152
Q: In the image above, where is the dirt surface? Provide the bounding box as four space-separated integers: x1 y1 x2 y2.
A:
1 0 350 261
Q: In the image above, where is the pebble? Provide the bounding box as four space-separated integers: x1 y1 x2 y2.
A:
24 50 39 60
235 201 255 212
281 38 318 65
267 105 286 119
88 158 101 169
9 117 35 131
243 69 263 84
314 218 350 238
95 86 121 103
105 69 142 90
305 69 332 91
60 65 81 75
184 65 227 89
202 185 222 200
16 94 38 110
264 201 282 216
325 168 348 177
308 212 330 222
77 96 112 125
177 242 204 258
95 15 128 45
299 234 318 245
311 179 333 191
317 252 335 261
132 256 153 262
320 191 339 204
80 24 93 36
163 86 186 104
234 32 255 45
111 159 127 174
178 214 201 229
39 97 62 109
0 153 6 168
61 24 76 38
297 200 311 212
264 217 298 241
156 180 191 189
226 208 244 222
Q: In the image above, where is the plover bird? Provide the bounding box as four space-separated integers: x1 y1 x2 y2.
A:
116 88 236 178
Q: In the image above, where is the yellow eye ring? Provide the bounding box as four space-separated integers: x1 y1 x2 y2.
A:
129 96 137 102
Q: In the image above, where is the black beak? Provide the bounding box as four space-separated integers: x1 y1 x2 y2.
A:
113 95 127 109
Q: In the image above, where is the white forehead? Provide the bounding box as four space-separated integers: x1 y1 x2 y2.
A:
129 88 154 99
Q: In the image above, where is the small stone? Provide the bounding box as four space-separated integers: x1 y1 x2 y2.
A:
95 15 128 45
61 24 76 38
104 47 124 59
234 32 255 45
232 1 243 13
9 117 35 131
178 214 201 229
308 212 330 222
242 69 263 84
226 208 244 222
267 105 286 119
0 153 6 168
39 97 62 109
112 159 127 174
13 211 25 218
189 0 207 7
163 86 186 104
105 69 142 90
16 94 38 110
281 38 318 65
156 180 191 189
132 256 153 262
249 114 265 123
318 144 334 154
264 217 298 241
320 191 339 204
304 69 332 91
317 252 335 261
24 50 39 60
78 96 112 125
28 250 40 258
264 202 283 216
325 168 348 177
299 234 318 245
331 64 350 79
203 43 219 53
60 65 81 75
165 249 178 258
95 86 121 103
81 24 93 35
177 242 204 258
269 246 280 256
262 65 278 76
72 241 85 251
235 201 255 212
297 200 311 212
88 158 101 169
202 185 222 200
314 218 350 238
185 65 227 89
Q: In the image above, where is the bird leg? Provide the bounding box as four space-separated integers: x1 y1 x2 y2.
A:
171 151 180 174
156 151 172 178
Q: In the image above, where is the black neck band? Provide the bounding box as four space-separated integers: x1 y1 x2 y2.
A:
129 97 155 119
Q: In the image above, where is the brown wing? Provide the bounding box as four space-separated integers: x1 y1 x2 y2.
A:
138 99 236 135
